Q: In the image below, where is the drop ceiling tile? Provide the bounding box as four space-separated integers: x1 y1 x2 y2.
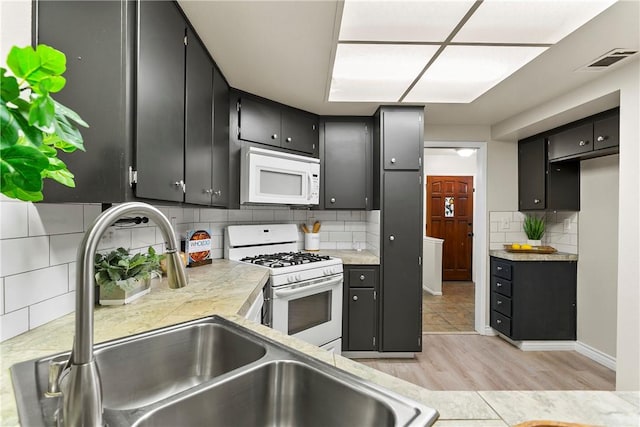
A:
404 45 548 103
339 0 476 42
329 44 440 102
453 0 618 44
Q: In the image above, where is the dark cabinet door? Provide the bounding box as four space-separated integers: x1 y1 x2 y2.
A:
238 97 281 147
548 123 593 161
593 114 619 151
348 288 377 351
381 171 422 352
184 29 213 206
282 109 318 155
324 121 368 209
136 0 185 202
518 137 546 210
37 0 134 203
382 110 421 170
547 161 580 211
211 66 230 207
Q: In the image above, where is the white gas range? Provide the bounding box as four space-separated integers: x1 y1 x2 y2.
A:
225 224 343 353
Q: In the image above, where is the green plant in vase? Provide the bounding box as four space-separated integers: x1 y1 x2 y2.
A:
523 215 545 246
1 44 87 201
94 247 163 305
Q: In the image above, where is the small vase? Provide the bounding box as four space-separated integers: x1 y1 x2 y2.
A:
527 239 542 247
99 277 151 305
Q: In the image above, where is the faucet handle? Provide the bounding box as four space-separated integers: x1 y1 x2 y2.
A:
45 354 70 397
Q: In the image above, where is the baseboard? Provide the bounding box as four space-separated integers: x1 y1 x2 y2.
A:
516 340 576 351
422 286 442 296
342 351 415 359
576 341 617 371
484 326 498 336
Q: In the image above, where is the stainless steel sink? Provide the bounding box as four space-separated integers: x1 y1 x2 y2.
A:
11 316 438 427
134 360 406 427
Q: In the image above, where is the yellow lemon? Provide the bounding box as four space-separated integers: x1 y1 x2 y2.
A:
511 243 521 249
521 244 532 250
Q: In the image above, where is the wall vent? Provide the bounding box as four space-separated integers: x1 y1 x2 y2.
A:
577 48 638 72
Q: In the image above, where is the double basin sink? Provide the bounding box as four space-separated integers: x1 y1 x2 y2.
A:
11 316 438 426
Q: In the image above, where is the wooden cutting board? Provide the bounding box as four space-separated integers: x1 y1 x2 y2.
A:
503 244 558 254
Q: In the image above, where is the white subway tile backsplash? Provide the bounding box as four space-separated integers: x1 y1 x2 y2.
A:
319 241 337 250
336 242 354 250
68 262 76 291
309 211 337 221
0 277 4 315
83 204 102 231
353 231 367 242
29 291 75 329
319 221 344 232
329 231 353 242
252 210 274 222
199 208 228 222
0 202 29 239
0 236 49 277
293 210 309 221
490 232 506 243
345 222 366 232
28 203 84 236
131 227 157 249
228 210 252 222
0 308 29 341
50 233 84 265
5 264 68 312
273 210 293 221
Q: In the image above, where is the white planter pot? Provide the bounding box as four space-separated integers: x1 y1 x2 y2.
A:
527 239 542 247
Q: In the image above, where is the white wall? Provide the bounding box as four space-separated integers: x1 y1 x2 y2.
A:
492 58 640 390
578 155 619 359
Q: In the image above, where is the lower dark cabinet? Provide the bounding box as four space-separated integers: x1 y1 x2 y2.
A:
490 257 576 341
342 265 379 351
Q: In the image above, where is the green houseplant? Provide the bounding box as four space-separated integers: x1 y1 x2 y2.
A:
523 215 545 246
94 247 163 305
1 44 87 202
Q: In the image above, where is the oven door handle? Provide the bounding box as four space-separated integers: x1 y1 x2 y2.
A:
273 276 342 297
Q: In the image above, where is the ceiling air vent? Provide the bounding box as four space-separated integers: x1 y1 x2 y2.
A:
577 49 638 72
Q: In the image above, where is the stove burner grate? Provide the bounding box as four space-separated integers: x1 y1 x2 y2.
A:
240 252 331 268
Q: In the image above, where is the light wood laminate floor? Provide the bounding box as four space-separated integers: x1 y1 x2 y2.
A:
359 334 616 391
423 281 475 333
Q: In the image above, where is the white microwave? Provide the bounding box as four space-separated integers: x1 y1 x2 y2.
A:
240 146 320 206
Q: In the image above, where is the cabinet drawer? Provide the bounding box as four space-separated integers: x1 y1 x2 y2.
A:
492 292 512 317
349 268 377 287
491 276 512 297
492 260 512 280
491 310 511 337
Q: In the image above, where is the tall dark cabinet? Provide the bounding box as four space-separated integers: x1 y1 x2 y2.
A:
374 106 424 353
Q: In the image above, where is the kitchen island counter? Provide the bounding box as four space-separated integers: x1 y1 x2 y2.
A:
1 259 637 426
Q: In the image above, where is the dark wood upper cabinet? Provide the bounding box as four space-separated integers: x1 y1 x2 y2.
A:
593 113 619 151
281 108 318 155
382 110 422 170
548 123 593 161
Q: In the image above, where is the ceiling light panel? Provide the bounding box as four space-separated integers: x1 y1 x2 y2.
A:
453 0 618 44
404 45 548 103
339 0 476 42
329 44 440 102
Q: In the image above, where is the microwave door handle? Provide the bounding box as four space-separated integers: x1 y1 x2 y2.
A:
273 276 342 297
307 172 312 202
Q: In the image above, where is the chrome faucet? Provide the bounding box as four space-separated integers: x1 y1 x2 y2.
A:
60 202 188 426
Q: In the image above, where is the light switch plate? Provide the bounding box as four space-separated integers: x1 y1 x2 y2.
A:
563 218 571 232
501 218 510 230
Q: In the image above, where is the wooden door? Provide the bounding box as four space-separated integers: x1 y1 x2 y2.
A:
426 176 473 281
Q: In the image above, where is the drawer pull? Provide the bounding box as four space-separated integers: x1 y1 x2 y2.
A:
496 319 502 324
597 135 606 142
352 295 358 301
497 266 503 271
359 275 365 281
497 300 502 305
496 282 502 287
578 140 590 146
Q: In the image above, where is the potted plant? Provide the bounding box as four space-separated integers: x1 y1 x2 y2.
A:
1 44 87 202
523 215 545 247
94 247 163 305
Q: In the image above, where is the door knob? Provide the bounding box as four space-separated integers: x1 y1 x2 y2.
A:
389 235 395 241
352 295 358 301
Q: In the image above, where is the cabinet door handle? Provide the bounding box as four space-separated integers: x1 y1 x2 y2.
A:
390 157 397 164
285 137 292 143
496 282 503 287
330 197 336 204
352 295 358 301
578 140 590 146
204 189 213 194
213 190 222 197
496 319 502 324
271 133 278 140
597 135 606 142
497 266 503 271
533 199 541 204
389 235 395 241
359 275 365 281
497 300 502 305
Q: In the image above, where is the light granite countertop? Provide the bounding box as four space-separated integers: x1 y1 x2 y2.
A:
311 249 380 265
1 259 637 426
490 250 579 262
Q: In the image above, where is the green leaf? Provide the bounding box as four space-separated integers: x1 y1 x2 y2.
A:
43 168 75 187
54 100 88 128
12 111 43 146
0 104 20 147
52 112 85 152
0 145 49 193
38 75 66 94
6 45 66 88
28 95 56 130
1 68 20 102
36 45 66 76
6 46 40 81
